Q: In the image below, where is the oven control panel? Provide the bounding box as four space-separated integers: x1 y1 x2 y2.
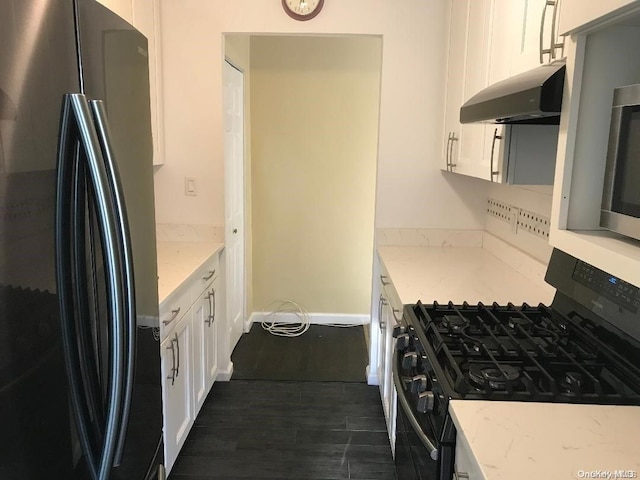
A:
573 260 640 313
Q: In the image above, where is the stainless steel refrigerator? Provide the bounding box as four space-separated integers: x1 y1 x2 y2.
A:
0 1 164 478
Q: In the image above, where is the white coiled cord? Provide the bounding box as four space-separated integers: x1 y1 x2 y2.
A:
261 299 311 337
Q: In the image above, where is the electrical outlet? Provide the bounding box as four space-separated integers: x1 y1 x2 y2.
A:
185 177 197 196
517 209 550 240
486 198 515 224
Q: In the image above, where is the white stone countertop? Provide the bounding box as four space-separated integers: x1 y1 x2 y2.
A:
156 241 224 305
377 244 556 306
449 400 640 479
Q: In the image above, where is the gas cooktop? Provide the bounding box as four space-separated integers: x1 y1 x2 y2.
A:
404 300 640 404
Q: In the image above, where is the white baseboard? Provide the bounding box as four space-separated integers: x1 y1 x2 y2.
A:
248 312 370 327
216 361 234 382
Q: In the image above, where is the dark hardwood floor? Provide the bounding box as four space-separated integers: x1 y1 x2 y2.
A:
169 326 396 479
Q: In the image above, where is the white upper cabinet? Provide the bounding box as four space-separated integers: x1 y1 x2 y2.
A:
456 0 491 180
559 0 640 35
441 0 561 185
442 0 469 173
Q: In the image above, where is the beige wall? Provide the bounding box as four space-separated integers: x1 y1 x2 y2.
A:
250 36 381 314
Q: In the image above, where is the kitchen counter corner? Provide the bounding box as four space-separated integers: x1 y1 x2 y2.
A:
449 400 640 479
156 240 224 305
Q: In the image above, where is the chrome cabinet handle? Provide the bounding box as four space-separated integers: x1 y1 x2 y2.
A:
205 288 216 326
380 274 390 286
448 132 458 170
550 0 564 59
392 308 402 323
174 332 180 378
210 288 216 326
379 294 388 329
166 340 177 386
453 469 470 480
163 307 181 326
490 127 502 182
203 269 215 281
539 1 555 63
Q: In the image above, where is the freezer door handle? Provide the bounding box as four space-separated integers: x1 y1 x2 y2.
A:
56 93 127 480
90 99 137 467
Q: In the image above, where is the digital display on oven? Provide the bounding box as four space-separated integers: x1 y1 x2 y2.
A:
573 260 640 313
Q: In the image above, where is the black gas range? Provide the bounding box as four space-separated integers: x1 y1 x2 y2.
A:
392 248 640 480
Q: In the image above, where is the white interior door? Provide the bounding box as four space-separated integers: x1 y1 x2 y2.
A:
223 60 245 351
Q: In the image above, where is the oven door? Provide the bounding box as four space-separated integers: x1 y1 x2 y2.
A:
392 344 455 480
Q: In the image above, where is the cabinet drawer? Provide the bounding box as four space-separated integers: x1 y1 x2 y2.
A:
159 286 191 341
190 253 220 299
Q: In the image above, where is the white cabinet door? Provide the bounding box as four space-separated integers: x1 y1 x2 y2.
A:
487 0 516 85
191 287 208 415
376 293 388 403
458 0 491 179
382 307 397 451
192 277 219 414
558 0 637 35
481 124 507 183
511 0 547 75
442 0 469 173
161 313 194 474
455 433 485 480
205 278 219 389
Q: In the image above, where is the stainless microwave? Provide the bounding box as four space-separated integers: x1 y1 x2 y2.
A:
601 84 640 241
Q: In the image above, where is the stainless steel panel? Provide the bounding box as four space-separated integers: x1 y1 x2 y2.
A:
0 1 79 479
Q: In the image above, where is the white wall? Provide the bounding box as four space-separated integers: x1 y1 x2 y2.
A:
154 0 489 229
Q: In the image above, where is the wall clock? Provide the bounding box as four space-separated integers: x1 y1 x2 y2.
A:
282 0 324 21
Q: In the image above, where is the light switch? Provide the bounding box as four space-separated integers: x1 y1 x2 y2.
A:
185 177 197 196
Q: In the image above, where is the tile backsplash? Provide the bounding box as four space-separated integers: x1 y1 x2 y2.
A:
485 184 553 263
156 223 224 242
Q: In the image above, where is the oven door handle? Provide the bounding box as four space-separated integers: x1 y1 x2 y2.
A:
392 347 439 461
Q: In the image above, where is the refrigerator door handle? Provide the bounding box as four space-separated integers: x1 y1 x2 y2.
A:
56 93 127 480
89 99 137 467
56 97 100 480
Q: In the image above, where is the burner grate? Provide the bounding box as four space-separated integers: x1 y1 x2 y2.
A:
406 300 640 405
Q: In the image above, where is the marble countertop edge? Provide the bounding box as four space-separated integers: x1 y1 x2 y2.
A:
156 241 225 305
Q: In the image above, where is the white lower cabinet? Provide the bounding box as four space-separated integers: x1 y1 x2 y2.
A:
454 433 485 480
159 251 224 475
375 255 400 455
161 312 193 472
192 276 219 414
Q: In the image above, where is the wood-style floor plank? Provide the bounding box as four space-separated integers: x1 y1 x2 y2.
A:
170 326 396 479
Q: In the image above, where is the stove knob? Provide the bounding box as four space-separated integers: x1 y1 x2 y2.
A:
416 391 436 414
410 374 428 394
392 325 406 338
402 352 418 369
396 333 411 351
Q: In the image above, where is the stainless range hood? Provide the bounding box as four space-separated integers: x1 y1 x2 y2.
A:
460 61 566 124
